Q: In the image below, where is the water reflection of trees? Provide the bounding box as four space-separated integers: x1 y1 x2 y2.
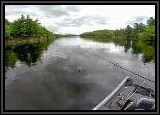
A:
115 39 155 63
5 41 52 70
134 41 155 63
91 38 155 63
14 44 43 65
5 49 17 68
5 38 155 71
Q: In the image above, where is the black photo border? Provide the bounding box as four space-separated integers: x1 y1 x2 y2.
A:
1 0 159 114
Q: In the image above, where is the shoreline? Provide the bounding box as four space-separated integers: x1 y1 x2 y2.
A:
5 36 58 48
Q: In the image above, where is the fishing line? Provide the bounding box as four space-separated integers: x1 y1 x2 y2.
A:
78 50 155 83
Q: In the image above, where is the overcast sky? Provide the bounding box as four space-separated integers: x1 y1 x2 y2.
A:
5 5 155 35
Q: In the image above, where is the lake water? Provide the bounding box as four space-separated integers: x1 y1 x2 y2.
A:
5 37 155 110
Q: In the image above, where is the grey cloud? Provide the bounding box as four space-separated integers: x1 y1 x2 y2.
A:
45 24 60 32
92 17 109 25
37 5 80 18
5 5 80 19
5 5 29 10
127 16 149 25
5 10 37 18
65 5 80 12
5 5 39 18
37 5 68 18
72 15 109 26
55 15 109 28
134 16 149 22
48 15 109 33
55 22 78 27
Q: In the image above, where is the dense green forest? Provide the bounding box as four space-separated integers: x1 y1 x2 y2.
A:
5 15 59 47
80 17 155 63
80 17 155 42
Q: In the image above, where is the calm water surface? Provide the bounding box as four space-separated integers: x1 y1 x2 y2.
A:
5 37 155 110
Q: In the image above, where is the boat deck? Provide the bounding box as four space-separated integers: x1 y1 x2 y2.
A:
93 77 155 110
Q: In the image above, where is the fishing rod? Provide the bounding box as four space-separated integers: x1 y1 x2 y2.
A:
120 79 147 110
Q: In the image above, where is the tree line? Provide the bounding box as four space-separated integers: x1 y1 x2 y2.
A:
5 15 57 40
80 17 155 42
